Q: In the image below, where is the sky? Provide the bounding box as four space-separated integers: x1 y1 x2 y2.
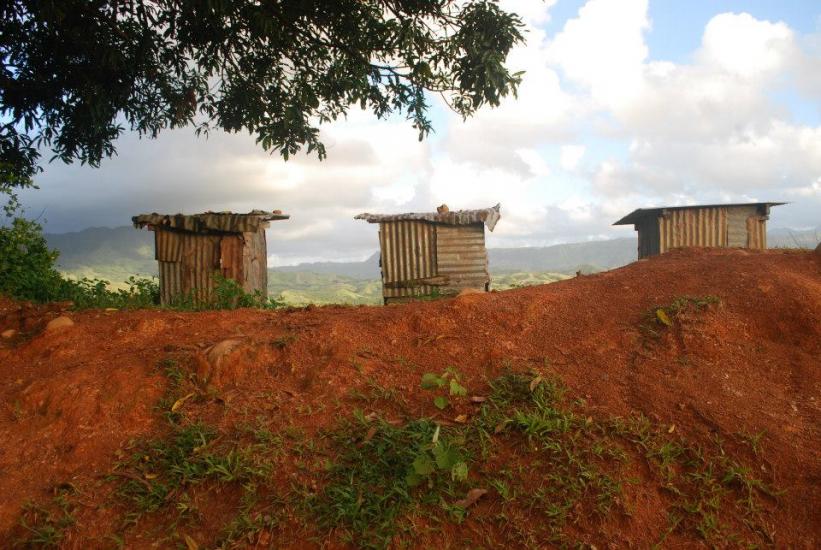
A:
19 0 821 265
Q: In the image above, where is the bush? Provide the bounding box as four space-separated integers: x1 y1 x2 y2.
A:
169 274 284 311
0 215 64 302
0 207 159 308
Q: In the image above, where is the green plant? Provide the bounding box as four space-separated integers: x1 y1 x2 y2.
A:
420 368 467 410
649 295 721 328
112 423 268 520
0 205 160 308
167 274 285 311
314 415 470 548
14 486 76 548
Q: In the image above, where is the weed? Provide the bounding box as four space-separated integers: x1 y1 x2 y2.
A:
112 423 268 522
420 367 467 410
14 486 76 548
313 415 470 548
738 430 766 457
645 295 721 332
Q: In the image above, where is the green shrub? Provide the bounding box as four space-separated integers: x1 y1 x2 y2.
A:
1 207 159 308
0 215 65 302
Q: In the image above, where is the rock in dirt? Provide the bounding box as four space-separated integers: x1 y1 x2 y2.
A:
457 288 484 297
195 338 248 387
1 329 16 339
45 316 74 332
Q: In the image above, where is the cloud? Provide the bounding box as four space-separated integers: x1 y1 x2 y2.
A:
560 145 585 171
19 1 821 265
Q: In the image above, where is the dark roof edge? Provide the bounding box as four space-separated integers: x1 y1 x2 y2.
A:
612 202 787 226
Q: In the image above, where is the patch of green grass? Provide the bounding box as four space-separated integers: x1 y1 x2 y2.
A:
214 485 284 548
112 423 269 523
311 412 470 548
15 486 76 548
473 373 626 542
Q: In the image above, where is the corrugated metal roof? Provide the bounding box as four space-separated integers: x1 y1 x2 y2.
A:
355 204 501 232
133 210 289 234
613 202 785 226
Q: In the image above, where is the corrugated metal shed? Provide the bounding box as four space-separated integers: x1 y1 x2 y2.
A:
357 205 499 304
614 202 783 259
133 210 288 305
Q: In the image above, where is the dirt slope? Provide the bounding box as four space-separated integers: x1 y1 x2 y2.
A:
0 248 819 548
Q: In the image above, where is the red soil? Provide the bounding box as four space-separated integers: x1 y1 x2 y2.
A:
0 248 819 548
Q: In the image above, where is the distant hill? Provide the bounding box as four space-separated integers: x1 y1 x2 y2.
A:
489 238 637 273
45 226 157 282
271 253 381 279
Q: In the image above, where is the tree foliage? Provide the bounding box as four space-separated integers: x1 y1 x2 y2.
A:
0 0 525 190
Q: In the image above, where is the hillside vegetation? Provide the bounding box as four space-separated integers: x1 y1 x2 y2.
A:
1 248 818 548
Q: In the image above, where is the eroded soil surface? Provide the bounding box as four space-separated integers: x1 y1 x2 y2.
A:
1 248 819 548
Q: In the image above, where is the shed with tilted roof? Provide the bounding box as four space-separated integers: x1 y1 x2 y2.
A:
133 210 289 305
356 204 500 304
613 202 784 259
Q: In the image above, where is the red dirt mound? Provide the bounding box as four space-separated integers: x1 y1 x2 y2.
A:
0 248 819 548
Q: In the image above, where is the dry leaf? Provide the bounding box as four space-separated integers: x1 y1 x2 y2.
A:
469 396 487 403
656 308 672 327
529 376 543 392
668 424 676 433
171 392 195 412
454 414 468 424
183 534 199 550
455 488 488 508
362 426 378 443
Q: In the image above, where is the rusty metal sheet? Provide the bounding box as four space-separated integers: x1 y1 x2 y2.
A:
614 202 784 226
659 207 728 254
219 234 244 283
357 204 501 232
133 210 289 234
379 220 437 301
436 224 489 293
746 216 767 249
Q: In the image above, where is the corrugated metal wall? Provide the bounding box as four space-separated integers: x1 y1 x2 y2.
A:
219 234 244 283
155 230 221 305
242 231 268 295
378 220 437 302
436 224 490 293
726 205 759 247
658 207 728 254
746 215 767 249
153 228 268 305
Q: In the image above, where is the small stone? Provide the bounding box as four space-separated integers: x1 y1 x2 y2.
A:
457 288 483 297
45 316 74 332
1 329 16 339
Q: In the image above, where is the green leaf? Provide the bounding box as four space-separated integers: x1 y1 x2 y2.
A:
433 442 461 470
451 462 468 482
421 373 444 390
433 396 449 410
405 471 422 487
449 379 467 397
412 454 435 476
